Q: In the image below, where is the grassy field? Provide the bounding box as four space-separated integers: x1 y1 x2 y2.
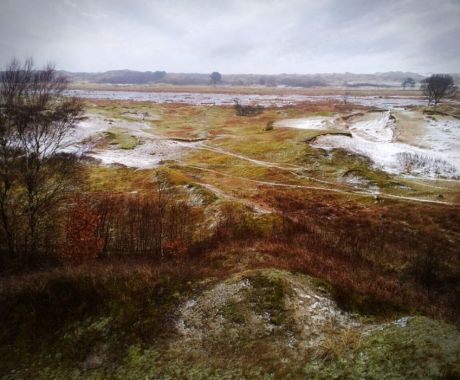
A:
77 98 460 326
83 98 460 204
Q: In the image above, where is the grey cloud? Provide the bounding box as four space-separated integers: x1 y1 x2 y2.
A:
0 0 459 73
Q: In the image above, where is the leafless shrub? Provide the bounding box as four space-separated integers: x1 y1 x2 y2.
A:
233 99 263 116
397 152 457 177
90 187 201 259
0 58 84 263
265 121 274 131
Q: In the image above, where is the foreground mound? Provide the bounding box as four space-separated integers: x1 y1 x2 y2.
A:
172 270 459 379
1 269 458 379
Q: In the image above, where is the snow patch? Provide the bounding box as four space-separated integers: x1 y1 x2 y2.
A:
66 90 438 108
91 139 198 169
313 111 460 179
64 115 200 168
275 116 336 130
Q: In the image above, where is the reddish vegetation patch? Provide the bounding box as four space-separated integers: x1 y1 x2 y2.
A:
248 188 460 323
61 198 103 264
208 129 226 136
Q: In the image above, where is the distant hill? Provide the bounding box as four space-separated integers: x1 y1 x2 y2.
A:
59 70 459 87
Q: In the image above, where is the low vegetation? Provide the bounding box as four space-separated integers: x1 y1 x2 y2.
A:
1 267 458 378
1 60 459 379
102 127 139 149
233 98 264 116
397 151 458 178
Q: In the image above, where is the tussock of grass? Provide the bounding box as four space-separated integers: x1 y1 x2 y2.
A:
103 127 139 149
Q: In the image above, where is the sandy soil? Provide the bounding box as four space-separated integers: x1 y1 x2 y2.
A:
312 110 460 178
274 116 339 130
66 114 200 168
393 110 426 144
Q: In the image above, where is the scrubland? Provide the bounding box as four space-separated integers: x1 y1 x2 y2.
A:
1 93 459 379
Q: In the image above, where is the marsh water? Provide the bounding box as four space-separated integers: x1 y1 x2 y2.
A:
66 89 429 108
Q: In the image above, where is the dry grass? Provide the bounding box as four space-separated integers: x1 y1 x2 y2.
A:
2 98 459 328
249 187 460 323
316 327 363 361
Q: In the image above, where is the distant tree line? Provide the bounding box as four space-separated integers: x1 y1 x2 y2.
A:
99 70 167 84
60 70 460 88
95 71 329 87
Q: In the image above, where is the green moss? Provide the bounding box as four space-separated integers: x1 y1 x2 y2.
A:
103 127 139 149
247 274 286 326
219 301 246 324
330 286 409 320
0 271 194 377
303 316 460 380
305 272 408 320
1 269 459 380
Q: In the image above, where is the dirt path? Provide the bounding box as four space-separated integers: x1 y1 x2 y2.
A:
180 163 457 206
196 182 272 214
197 145 460 201
197 145 342 187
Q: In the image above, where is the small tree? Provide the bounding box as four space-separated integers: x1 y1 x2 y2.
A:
154 171 174 258
61 197 103 264
401 77 416 90
342 82 350 104
421 74 457 105
210 72 222 86
0 58 84 263
233 99 263 116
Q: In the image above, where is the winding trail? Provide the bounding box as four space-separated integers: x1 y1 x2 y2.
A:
197 145 343 187
195 182 272 214
180 163 457 206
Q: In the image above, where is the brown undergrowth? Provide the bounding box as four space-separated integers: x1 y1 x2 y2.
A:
2 184 459 326
251 188 460 323
1 168 459 363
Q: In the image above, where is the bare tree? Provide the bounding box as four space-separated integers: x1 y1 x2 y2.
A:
155 171 171 258
0 58 84 262
421 74 457 105
342 82 350 104
233 99 263 116
401 77 416 90
210 72 222 87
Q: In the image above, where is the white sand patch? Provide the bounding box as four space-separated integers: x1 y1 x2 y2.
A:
421 117 460 156
63 115 152 147
92 139 198 168
274 116 337 130
63 114 200 168
313 111 460 178
350 112 394 142
121 111 161 121
70 118 110 142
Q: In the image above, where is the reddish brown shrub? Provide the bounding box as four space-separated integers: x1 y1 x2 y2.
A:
61 199 103 264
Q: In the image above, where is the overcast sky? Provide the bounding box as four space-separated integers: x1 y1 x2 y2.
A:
0 0 459 74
